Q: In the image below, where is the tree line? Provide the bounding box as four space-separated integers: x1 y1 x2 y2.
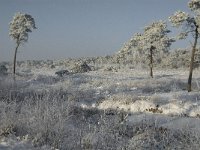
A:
118 0 200 92
6 0 200 92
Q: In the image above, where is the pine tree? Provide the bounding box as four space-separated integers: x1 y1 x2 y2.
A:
9 12 36 75
169 0 200 92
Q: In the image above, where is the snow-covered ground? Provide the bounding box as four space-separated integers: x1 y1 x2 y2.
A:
1 61 200 149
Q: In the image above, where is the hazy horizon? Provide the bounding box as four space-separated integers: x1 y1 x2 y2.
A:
0 0 189 62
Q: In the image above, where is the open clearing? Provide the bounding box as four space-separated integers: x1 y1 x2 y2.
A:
1 61 200 149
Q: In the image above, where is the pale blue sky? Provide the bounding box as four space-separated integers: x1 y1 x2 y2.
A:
0 0 189 61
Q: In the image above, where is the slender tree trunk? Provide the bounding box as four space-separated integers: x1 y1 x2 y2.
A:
149 46 154 78
188 26 198 92
13 43 20 75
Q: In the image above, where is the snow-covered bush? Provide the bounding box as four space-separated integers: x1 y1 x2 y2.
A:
161 49 190 69
71 61 91 73
103 66 118 72
0 65 8 75
55 70 70 77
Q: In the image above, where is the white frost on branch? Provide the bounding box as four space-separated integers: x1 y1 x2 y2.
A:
168 11 189 27
188 0 200 12
134 21 173 55
9 12 36 44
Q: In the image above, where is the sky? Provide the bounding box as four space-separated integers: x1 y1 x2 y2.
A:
0 0 190 61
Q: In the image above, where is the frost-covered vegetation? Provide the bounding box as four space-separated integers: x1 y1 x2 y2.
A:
1 0 200 149
1 58 200 149
169 0 200 92
121 21 174 78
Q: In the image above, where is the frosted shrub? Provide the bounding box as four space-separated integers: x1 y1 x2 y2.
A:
0 90 69 149
71 61 92 73
0 65 8 75
128 121 200 149
161 49 190 68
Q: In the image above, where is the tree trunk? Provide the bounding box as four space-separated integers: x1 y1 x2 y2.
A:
13 43 20 75
188 27 198 92
149 46 154 78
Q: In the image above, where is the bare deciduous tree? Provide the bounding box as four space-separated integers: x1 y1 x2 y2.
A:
9 12 36 75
